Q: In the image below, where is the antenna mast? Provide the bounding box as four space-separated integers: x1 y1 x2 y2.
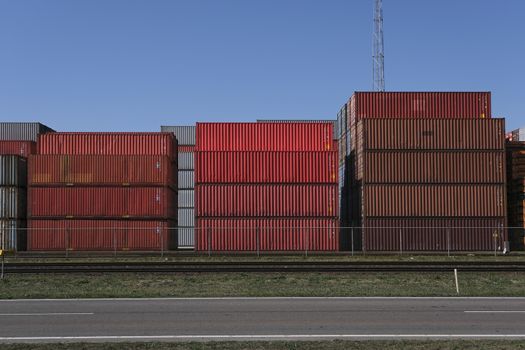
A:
373 0 385 91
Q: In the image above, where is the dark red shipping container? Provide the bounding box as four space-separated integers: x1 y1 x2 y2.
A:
196 184 337 217
0 141 36 157
178 145 195 152
362 218 506 251
362 151 505 184
27 219 176 251
196 123 334 152
357 118 505 151
195 218 339 251
348 92 491 125
29 155 175 187
29 187 176 218
195 151 337 184
37 132 177 156
362 184 505 217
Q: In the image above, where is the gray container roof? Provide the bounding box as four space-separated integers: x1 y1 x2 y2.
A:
160 126 196 145
0 123 55 141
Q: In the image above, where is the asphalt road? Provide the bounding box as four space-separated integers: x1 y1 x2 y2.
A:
0 297 525 342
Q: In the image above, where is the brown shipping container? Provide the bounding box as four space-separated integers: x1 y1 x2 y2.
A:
195 218 339 251
362 218 506 251
196 123 334 152
28 220 176 251
359 119 504 151
362 151 505 184
363 184 505 217
196 184 337 217
29 187 176 219
0 141 36 158
29 155 175 187
348 92 491 125
195 151 337 184
37 132 177 156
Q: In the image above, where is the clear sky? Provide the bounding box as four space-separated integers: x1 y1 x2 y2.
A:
1 0 523 132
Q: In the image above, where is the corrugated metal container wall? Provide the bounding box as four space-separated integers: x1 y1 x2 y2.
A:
178 170 194 189
196 123 334 152
27 220 176 251
362 151 505 184
511 128 525 142
29 155 175 187
256 120 338 139
0 141 36 158
0 187 26 218
178 208 194 227
195 218 339 251
29 187 175 218
177 227 194 248
160 126 196 145
0 156 27 187
0 220 26 251
178 190 194 208
196 184 337 217
0 122 54 141
195 151 337 184
37 133 177 156
178 145 195 152
350 92 491 122
361 119 505 150
178 152 194 170
363 184 505 217
362 218 506 251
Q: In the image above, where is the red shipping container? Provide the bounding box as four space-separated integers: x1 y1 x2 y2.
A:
196 184 337 217
27 219 176 251
178 145 195 152
196 123 334 152
0 141 36 157
362 218 506 251
362 184 506 217
37 132 177 156
356 118 505 151
195 151 337 184
195 218 339 251
29 155 175 187
362 151 505 184
348 92 491 125
29 187 176 219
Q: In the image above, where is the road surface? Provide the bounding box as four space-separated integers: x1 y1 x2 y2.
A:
0 297 524 342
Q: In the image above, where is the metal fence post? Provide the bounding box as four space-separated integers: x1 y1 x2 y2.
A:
447 228 450 257
207 227 211 257
493 229 497 257
160 228 164 258
351 227 354 257
113 228 117 258
65 228 70 258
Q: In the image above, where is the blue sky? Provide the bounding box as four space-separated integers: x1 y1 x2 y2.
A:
0 0 523 131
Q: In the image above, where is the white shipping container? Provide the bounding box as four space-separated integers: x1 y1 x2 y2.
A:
0 187 26 219
178 190 194 208
178 152 194 170
0 156 27 187
177 227 194 248
178 208 194 227
160 126 196 145
178 170 194 189
0 220 25 251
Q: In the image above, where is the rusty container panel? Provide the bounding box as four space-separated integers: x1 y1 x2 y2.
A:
195 218 339 251
28 155 175 187
363 184 505 217
29 187 175 219
362 151 505 184
196 184 338 217
362 218 506 251
195 151 337 184
27 219 176 251
0 141 36 158
360 118 505 150
196 123 334 152
37 132 177 156
349 92 491 124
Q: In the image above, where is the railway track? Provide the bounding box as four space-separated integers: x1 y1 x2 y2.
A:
3 261 525 273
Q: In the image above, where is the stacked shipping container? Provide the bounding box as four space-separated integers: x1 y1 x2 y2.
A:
28 133 178 251
344 92 507 251
0 122 53 251
195 122 339 251
506 140 525 250
161 126 196 248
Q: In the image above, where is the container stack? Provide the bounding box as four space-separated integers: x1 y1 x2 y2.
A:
0 122 54 251
506 139 525 250
345 92 507 251
195 122 339 252
27 133 178 251
161 125 196 248
510 128 525 142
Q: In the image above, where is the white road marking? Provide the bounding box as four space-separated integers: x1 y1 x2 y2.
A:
0 313 94 316
465 310 525 313
1 334 525 341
